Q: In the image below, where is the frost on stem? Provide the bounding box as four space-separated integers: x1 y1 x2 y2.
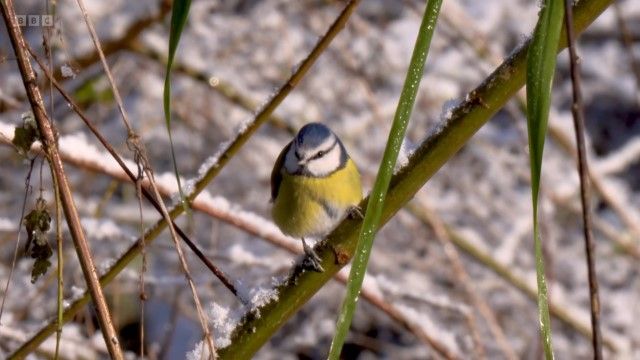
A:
189 281 282 357
196 139 232 178
394 136 417 173
60 64 76 79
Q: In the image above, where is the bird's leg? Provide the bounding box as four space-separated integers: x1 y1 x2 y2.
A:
301 237 324 272
347 205 364 220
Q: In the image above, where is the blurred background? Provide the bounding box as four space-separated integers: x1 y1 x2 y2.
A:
0 0 639 358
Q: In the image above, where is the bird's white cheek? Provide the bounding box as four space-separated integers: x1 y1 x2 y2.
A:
306 147 340 177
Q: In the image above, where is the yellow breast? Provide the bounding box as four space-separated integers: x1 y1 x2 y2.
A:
272 159 362 238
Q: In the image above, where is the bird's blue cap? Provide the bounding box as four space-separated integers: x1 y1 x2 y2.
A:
296 122 334 149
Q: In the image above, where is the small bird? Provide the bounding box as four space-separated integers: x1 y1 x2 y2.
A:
271 123 362 272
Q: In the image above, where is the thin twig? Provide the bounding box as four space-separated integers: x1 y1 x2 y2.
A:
0 158 35 323
0 1 124 358
8 0 360 354
72 0 217 353
27 45 241 300
613 2 640 106
135 163 147 358
42 3 64 356
413 200 517 360
405 203 620 353
563 1 602 357
51 158 64 360
55 0 171 79
0 123 461 358
217 1 616 355
145 156 218 357
0 0 169 113
74 0 136 135
127 40 296 134
442 0 640 255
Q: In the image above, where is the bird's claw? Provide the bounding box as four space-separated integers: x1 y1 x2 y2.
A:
302 240 324 273
347 205 364 220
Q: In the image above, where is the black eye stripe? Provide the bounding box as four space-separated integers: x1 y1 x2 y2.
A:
310 140 337 160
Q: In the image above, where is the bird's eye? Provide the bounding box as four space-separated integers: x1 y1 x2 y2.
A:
313 150 326 159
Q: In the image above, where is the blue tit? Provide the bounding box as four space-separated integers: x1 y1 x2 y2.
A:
271 122 363 272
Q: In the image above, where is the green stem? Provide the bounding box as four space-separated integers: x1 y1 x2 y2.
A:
163 0 192 212
218 1 614 358
328 0 443 358
526 0 565 357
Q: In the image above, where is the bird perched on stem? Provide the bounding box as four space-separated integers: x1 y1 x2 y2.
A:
271 123 363 272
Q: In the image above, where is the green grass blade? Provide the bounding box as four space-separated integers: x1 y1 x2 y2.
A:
216 2 612 358
327 1 443 358
163 0 191 210
526 0 564 358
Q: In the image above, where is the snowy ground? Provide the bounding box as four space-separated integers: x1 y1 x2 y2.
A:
1 0 639 359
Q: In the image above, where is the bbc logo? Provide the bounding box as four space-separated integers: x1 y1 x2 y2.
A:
16 15 54 27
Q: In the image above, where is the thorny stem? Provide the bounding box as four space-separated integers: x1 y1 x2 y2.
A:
0 1 124 359
563 1 603 358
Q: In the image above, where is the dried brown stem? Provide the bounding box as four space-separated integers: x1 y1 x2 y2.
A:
563 1 603 358
414 200 518 360
144 156 217 357
0 159 35 323
127 40 296 134
27 45 241 300
0 129 459 358
73 0 135 134
0 0 169 112
58 0 216 351
0 1 123 358
55 0 171 79
135 169 147 358
613 2 640 106
7 0 367 355
442 0 640 254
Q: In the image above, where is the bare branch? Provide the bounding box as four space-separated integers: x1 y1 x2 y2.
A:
563 1 602 357
0 1 123 358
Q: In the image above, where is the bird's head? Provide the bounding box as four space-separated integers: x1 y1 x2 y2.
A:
285 122 347 177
